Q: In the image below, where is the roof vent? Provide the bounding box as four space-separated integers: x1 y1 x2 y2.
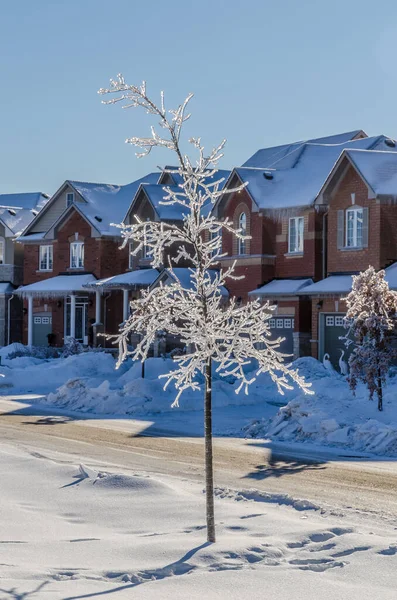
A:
8 209 16 216
385 138 396 148
31 209 38 216
263 171 274 180
94 215 103 222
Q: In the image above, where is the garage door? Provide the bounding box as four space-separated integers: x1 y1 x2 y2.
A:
33 313 52 347
320 313 353 371
268 315 294 356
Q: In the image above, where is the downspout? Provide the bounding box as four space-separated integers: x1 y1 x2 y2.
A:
322 211 328 280
7 294 14 346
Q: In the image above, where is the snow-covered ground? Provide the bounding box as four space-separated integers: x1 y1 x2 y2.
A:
2 346 397 457
1 441 397 599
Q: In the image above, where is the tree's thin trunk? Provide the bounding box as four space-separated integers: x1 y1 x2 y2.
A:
141 359 145 379
377 372 383 412
204 357 215 543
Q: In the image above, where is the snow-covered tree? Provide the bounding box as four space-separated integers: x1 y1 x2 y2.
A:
343 266 397 411
98 76 312 542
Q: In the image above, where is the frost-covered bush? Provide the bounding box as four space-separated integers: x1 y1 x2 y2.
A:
343 266 397 411
61 338 84 358
7 346 60 360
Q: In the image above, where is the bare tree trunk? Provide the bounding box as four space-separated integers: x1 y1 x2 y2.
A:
377 372 383 412
204 357 215 543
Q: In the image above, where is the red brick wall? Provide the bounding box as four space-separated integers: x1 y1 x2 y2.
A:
275 209 320 279
380 204 397 268
327 166 381 274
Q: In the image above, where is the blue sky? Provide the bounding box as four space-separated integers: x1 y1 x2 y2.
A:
1 0 396 195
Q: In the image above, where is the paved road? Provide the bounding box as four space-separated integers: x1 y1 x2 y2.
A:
1 396 397 523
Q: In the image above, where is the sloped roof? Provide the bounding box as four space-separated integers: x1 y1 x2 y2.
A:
84 269 160 290
16 274 96 297
300 263 397 296
242 130 364 169
69 173 159 236
151 267 229 297
344 149 397 196
162 166 231 188
0 192 49 236
248 278 313 297
233 135 397 210
140 184 189 220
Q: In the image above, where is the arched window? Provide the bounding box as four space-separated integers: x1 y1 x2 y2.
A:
238 212 247 255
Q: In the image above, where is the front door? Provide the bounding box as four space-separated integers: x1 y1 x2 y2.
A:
65 297 88 343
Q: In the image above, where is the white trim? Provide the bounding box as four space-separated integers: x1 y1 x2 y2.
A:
0 238 5 265
66 192 75 207
238 212 247 255
129 242 134 269
345 206 363 248
70 241 84 269
288 216 304 253
39 244 53 271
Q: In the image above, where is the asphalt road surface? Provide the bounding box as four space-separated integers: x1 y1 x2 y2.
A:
0 396 396 524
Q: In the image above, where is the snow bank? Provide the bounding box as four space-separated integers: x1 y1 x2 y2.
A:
0 351 118 394
244 358 397 457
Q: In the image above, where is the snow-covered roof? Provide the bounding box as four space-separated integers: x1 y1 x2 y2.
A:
299 275 353 295
344 149 397 197
16 232 46 243
301 263 397 296
248 278 313 297
0 193 49 236
242 131 364 169
69 174 159 236
233 135 397 210
151 268 229 297
16 274 96 298
161 166 231 189
0 283 15 294
139 184 189 220
84 269 160 290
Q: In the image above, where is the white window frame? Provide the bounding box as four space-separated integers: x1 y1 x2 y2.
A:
70 241 84 269
288 217 304 253
39 245 53 271
346 207 363 248
238 212 247 255
66 192 75 207
0 238 5 265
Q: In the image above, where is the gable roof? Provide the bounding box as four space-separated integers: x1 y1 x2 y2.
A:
0 192 49 236
343 149 397 197
19 174 159 240
248 278 313 297
230 135 397 211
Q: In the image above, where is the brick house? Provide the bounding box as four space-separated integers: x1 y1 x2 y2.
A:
0 192 49 345
301 147 397 367
16 175 159 347
215 131 397 359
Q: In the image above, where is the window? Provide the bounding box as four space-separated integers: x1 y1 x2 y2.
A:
66 192 75 207
129 242 134 269
39 245 53 271
0 238 4 265
238 212 247 255
326 316 335 326
276 319 284 328
70 242 84 269
288 217 304 253
346 207 363 248
284 318 292 328
335 316 344 327
269 318 276 328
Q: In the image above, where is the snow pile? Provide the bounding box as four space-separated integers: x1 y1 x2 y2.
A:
0 351 118 394
244 358 397 457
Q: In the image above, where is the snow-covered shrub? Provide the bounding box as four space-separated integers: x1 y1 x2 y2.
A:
343 266 397 411
61 338 84 358
7 346 60 360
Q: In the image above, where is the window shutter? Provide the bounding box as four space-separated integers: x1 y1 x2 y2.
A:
362 207 369 247
337 210 344 249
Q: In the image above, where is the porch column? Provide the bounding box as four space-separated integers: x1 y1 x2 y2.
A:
70 294 76 339
95 290 102 324
123 289 129 322
27 295 33 346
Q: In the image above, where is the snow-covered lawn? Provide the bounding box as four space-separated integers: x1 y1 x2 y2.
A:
1 441 397 599
2 346 397 457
